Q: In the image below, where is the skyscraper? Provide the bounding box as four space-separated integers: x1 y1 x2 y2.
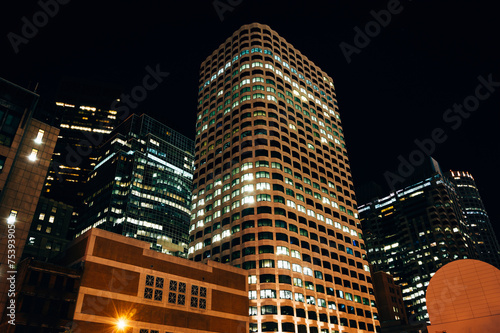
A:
77 114 194 257
43 79 121 207
358 159 474 322
189 23 380 333
448 170 500 268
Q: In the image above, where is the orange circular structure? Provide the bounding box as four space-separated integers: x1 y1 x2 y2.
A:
426 259 500 331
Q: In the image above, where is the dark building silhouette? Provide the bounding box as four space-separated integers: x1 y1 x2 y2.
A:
371 271 411 330
0 257 81 332
42 78 122 208
189 23 380 333
22 196 74 262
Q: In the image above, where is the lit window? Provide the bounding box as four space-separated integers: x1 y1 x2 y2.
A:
277 260 290 269
8 210 17 224
248 275 257 284
249 290 257 300
241 196 254 205
295 293 304 302
28 149 38 161
276 246 289 256
35 129 44 144
46 226 52 234
260 289 276 299
48 216 55 223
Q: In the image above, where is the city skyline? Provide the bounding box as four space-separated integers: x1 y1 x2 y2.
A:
2 0 499 240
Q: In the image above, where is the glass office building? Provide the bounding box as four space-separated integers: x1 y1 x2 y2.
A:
359 160 474 322
448 170 500 268
77 114 194 257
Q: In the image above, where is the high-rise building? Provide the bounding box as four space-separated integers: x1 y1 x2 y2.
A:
77 114 194 257
0 77 59 318
43 79 121 207
189 23 380 333
447 170 500 268
358 159 474 322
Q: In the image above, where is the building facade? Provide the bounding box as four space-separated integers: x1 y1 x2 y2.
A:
189 23 380 333
371 271 408 329
22 196 74 262
1 228 249 333
77 114 194 257
448 170 500 268
0 77 59 319
359 161 474 322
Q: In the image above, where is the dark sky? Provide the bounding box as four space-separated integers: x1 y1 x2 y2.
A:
2 0 499 239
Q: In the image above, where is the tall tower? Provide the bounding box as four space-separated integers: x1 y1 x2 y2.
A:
359 160 474 322
43 79 121 207
189 23 380 333
448 170 500 268
77 114 194 257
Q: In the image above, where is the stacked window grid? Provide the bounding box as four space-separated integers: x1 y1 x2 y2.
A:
189 23 380 333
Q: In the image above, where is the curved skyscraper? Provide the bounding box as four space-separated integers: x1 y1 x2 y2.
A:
189 23 380 333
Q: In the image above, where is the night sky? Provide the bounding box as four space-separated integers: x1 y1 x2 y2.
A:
2 0 499 239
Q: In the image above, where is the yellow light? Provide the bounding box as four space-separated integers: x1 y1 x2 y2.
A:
116 318 127 330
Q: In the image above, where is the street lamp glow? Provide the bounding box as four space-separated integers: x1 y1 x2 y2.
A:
116 318 127 330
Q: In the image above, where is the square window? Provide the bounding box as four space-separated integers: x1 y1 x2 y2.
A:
144 287 153 299
179 282 186 293
191 296 198 307
140 329 148 333
155 277 164 289
168 292 176 304
192 285 199 296
169 280 178 291
154 289 163 301
199 298 206 309
178 294 185 305
200 287 207 298
145 275 154 287
28 148 38 161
